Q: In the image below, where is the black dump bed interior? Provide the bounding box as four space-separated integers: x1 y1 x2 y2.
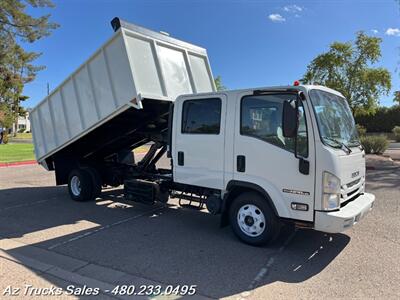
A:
51 99 171 164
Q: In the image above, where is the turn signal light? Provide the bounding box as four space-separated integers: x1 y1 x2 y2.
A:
291 202 309 211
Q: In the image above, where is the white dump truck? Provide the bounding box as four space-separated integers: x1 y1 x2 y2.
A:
31 18 375 245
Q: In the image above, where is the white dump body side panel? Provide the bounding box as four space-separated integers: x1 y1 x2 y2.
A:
31 24 215 163
188 53 214 93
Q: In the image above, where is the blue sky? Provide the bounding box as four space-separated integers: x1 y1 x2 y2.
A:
24 0 400 108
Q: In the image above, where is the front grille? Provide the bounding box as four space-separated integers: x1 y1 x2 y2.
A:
340 177 364 206
346 178 361 189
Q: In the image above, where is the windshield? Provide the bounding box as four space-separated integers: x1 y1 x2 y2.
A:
309 89 360 148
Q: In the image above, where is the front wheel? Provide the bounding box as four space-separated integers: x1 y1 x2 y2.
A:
229 192 280 246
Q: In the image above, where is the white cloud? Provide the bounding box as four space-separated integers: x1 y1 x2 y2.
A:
371 29 379 34
283 4 302 13
385 28 400 36
268 14 286 23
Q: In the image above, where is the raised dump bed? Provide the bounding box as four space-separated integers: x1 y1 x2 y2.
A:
31 18 215 168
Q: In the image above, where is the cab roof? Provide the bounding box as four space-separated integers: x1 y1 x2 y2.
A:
176 84 345 100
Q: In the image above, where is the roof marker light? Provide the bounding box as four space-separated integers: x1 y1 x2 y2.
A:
294 80 300 86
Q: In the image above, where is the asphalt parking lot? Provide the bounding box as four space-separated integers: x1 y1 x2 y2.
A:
0 156 399 300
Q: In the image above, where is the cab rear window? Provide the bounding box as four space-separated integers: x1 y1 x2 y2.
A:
181 98 221 134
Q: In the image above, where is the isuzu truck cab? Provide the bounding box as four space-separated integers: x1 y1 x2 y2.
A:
170 84 375 244
31 19 374 246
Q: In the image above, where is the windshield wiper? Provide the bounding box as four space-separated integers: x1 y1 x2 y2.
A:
322 137 352 154
348 139 361 147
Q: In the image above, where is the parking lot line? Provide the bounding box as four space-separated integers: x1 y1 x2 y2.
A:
241 228 298 299
47 206 165 250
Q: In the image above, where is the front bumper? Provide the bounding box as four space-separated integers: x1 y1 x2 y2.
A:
314 192 375 233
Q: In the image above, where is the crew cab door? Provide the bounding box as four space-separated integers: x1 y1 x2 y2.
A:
172 94 227 190
233 91 315 221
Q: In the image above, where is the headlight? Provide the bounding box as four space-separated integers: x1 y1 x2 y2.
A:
322 171 341 211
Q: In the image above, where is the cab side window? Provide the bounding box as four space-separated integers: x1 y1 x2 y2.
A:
182 98 221 134
241 94 308 157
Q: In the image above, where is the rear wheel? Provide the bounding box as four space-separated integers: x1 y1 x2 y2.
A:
83 167 102 198
68 169 95 201
229 192 280 246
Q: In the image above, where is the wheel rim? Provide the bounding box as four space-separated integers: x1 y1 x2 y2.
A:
237 204 266 237
70 175 81 196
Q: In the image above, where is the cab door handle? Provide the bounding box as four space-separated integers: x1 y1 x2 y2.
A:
237 155 246 172
178 151 184 166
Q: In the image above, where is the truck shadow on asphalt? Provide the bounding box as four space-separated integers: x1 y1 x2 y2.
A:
0 186 350 299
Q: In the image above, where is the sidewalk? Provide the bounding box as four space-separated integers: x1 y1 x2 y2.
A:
8 138 33 144
385 143 400 161
385 149 400 161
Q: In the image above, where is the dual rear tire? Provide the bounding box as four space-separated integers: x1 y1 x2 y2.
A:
68 167 102 202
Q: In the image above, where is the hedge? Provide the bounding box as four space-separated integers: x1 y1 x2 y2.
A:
355 106 400 133
360 135 389 154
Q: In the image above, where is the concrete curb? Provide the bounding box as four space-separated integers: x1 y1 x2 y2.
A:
0 149 149 169
0 160 37 168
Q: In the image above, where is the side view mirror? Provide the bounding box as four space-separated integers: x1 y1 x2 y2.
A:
282 100 298 138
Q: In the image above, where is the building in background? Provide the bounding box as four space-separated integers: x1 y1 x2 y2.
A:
15 110 31 133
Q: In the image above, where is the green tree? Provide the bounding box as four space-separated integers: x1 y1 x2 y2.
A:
0 102 13 129
0 0 58 42
5 42 43 134
214 75 227 91
394 91 400 105
0 0 58 134
302 32 391 115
